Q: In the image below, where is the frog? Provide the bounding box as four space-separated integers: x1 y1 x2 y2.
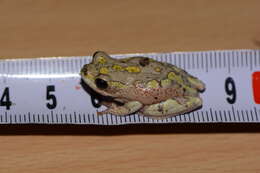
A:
80 51 205 118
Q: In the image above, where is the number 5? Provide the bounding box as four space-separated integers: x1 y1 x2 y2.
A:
46 85 57 109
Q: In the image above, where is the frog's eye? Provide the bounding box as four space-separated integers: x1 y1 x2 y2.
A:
95 78 108 89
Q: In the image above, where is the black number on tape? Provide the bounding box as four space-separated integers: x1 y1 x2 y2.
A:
46 85 57 109
0 87 12 110
225 77 236 104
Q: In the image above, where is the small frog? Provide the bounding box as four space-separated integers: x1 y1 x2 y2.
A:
80 51 205 118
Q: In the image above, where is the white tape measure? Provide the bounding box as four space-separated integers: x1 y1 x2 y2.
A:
0 49 259 125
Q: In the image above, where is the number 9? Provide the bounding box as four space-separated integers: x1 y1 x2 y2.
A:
225 77 236 104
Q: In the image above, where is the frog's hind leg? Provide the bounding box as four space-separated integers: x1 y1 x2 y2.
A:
140 96 202 118
97 101 143 116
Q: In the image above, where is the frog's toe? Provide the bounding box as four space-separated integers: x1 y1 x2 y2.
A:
187 77 206 91
141 97 202 118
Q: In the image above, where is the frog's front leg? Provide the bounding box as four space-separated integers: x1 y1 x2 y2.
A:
140 96 202 118
97 101 143 116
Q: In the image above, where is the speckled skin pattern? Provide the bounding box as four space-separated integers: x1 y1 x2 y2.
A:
80 51 205 118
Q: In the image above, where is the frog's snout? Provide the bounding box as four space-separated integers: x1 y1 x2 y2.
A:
80 65 88 76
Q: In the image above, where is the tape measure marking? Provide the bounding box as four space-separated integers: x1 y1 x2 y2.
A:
0 49 260 124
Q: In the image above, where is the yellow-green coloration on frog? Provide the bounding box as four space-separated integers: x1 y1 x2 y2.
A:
109 81 127 89
146 80 159 89
125 66 141 73
154 67 162 72
80 51 206 119
99 67 109 74
161 79 172 88
112 64 124 71
97 56 107 64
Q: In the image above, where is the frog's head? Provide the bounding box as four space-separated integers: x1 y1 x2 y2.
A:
80 51 118 97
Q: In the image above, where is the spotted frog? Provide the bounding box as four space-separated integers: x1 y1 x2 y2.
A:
80 51 205 118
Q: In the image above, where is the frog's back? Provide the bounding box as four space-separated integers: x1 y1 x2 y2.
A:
108 56 173 82
91 51 205 92
104 56 204 89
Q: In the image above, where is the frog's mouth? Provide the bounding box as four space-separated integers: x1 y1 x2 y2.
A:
80 78 124 108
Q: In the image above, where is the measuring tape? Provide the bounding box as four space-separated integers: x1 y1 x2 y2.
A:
0 49 259 125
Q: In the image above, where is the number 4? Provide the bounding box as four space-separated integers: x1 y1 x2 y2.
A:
0 87 12 110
